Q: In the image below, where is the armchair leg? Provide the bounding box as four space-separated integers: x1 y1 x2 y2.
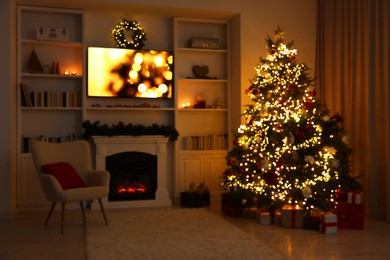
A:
61 202 66 234
45 202 56 227
98 198 108 225
79 201 86 221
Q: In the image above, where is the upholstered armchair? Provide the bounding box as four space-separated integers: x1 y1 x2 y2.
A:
31 140 110 233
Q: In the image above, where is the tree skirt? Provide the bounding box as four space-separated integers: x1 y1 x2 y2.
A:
85 207 284 260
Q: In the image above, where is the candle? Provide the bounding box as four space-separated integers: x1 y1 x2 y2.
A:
182 102 191 108
64 70 69 75
72 71 76 75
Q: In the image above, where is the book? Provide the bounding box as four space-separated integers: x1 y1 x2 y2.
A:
20 83 32 107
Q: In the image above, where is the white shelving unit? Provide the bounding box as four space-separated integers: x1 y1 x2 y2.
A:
15 8 232 209
173 17 230 198
16 5 84 209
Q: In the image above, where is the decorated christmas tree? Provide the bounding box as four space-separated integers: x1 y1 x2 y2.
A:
222 27 361 215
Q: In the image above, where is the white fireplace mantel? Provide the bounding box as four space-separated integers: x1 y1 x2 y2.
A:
92 135 172 208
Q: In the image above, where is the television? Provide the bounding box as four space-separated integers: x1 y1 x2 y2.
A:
87 47 173 98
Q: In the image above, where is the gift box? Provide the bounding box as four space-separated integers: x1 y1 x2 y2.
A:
273 211 282 225
221 193 244 217
257 211 271 225
303 208 322 230
242 207 257 219
281 205 303 228
348 191 363 205
303 215 321 230
337 201 364 229
256 211 281 225
320 212 338 234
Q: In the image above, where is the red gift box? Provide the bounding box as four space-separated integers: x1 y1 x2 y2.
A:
337 201 364 229
348 191 363 205
281 205 303 228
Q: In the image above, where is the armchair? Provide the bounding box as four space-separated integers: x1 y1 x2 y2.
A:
31 140 110 233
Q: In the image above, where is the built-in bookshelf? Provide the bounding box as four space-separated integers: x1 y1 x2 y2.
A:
16 5 84 209
173 17 230 198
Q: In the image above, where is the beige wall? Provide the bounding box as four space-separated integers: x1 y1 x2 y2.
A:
0 0 316 219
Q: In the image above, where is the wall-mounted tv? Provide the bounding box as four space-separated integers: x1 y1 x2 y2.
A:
87 47 173 98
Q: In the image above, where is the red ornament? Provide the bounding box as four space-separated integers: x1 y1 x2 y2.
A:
306 124 314 132
227 159 234 166
264 172 278 185
233 139 239 146
304 100 315 110
288 84 296 91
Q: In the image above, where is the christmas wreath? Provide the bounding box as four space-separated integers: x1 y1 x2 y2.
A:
112 19 147 49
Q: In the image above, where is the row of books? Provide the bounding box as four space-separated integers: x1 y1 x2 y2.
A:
21 83 81 108
184 134 228 150
21 133 81 153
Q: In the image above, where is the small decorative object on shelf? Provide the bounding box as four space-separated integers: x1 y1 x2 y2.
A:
36 27 70 42
189 37 219 49
194 94 206 108
112 19 147 49
27 50 43 73
192 65 209 79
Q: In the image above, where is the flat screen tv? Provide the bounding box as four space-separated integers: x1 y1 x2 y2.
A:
87 47 173 98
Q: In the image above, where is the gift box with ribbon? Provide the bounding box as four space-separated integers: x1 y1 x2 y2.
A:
337 201 364 229
320 212 338 234
348 191 363 205
281 205 303 228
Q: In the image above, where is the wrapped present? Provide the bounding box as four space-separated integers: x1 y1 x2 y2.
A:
281 205 303 228
320 212 338 234
303 208 322 230
259 211 271 225
256 211 281 225
348 191 363 205
303 216 321 230
242 207 257 219
273 211 282 225
337 201 364 229
221 193 244 217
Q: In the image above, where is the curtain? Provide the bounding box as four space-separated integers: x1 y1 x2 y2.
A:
316 0 390 221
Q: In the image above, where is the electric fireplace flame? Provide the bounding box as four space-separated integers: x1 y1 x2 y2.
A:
115 181 147 194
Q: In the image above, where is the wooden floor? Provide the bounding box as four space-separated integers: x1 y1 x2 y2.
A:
1 200 390 260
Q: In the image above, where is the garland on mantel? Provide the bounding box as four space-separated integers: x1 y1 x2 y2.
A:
81 120 179 141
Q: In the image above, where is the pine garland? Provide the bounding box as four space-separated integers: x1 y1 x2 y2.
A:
82 120 179 141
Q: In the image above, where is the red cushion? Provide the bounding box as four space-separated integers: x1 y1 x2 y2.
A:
41 162 86 190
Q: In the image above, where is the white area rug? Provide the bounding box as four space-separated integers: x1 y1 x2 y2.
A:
85 207 284 260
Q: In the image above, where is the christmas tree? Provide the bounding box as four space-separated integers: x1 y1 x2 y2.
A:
222 27 361 214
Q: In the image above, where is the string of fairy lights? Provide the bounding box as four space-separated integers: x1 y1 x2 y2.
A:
112 19 147 49
223 33 343 211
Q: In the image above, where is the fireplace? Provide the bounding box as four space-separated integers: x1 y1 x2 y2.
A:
92 135 171 208
106 151 157 201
